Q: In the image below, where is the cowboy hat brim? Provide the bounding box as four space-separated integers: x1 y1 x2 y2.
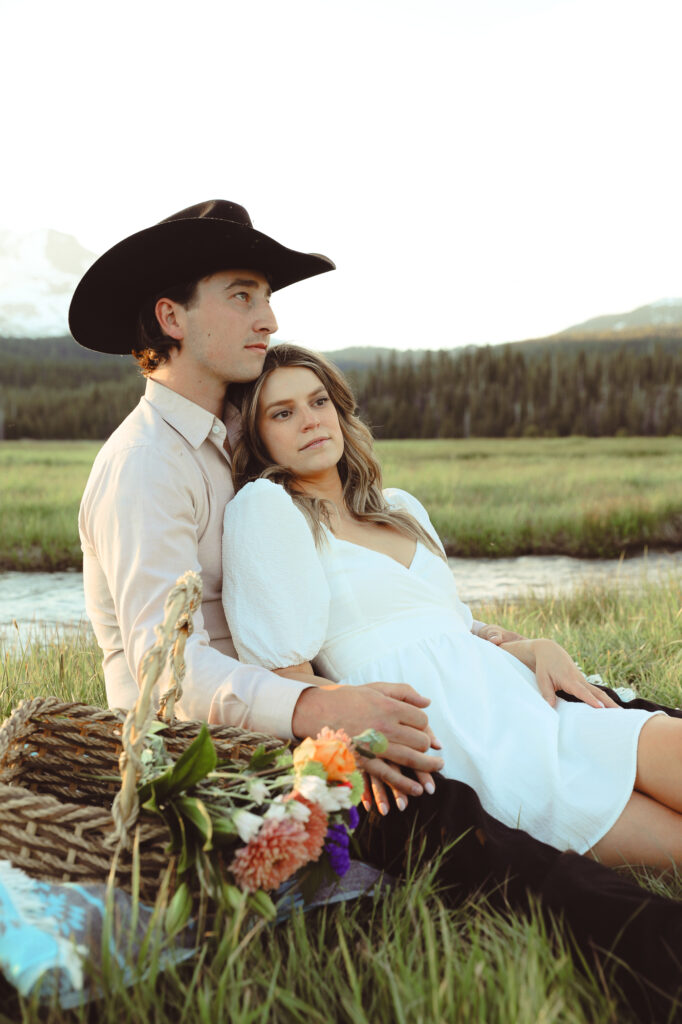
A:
68 215 335 354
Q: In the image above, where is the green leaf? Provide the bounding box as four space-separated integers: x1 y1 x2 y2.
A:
164 882 193 936
347 770 364 803
221 882 247 912
165 724 218 796
210 817 240 846
300 761 327 779
275 750 294 769
147 720 169 735
164 802 187 854
247 744 288 771
175 795 214 852
247 889 277 921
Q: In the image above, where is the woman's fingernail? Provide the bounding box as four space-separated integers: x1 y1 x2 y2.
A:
379 802 389 816
411 784 423 796
425 781 435 795
396 797 407 811
490 634 501 642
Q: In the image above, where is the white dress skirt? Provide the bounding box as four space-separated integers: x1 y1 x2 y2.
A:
222 479 660 854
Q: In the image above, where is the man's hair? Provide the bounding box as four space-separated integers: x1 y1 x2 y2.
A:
132 279 201 375
231 343 446 561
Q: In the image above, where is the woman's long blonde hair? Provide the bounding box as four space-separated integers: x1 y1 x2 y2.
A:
230 344 446 560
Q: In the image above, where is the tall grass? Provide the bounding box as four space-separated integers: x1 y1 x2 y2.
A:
1 437 682 569
379 436 682 557
0 440 100 570
1 580 681 1022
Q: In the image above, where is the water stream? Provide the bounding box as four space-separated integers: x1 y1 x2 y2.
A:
1 551 680 647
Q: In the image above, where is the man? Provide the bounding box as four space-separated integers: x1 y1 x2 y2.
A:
70 198 456 800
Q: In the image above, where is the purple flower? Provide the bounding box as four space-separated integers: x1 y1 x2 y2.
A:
325 823 351 877
348 806 360 830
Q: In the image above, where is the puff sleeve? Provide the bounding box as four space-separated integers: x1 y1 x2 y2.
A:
383 487 447 556
222 479 331 670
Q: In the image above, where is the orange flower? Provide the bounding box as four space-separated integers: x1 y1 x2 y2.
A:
293 726 357 782
285 793 328 861
229 818 309 892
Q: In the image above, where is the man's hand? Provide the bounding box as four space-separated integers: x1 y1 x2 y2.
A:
477 623 525 645
291 681 444 799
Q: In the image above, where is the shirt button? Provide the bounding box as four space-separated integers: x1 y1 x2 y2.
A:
212 424 222 435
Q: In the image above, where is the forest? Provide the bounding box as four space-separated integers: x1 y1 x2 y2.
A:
1 331 680 440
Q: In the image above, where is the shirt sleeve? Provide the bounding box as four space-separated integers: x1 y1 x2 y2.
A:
222 479 331 670
79 443 312 738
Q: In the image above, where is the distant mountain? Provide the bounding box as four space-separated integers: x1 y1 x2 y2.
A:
558 297 682 335
0 229 97 338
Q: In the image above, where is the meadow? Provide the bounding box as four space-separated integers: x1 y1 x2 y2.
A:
1 578 681 1022
2 436 682 570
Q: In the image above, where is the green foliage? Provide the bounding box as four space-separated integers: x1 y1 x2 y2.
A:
1 335 680 440
2 437 681 569
358 341 682 439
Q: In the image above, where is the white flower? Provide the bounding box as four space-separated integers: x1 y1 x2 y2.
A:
321 784 353 812
232 809 263 844
296 775 328 805
247 778 269 804
286 799 311 823
264 802 287 823
296 775 353 813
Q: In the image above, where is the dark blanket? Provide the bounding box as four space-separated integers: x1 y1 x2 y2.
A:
356 687 682 1022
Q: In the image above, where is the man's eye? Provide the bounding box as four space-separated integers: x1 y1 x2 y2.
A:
234 291 250 301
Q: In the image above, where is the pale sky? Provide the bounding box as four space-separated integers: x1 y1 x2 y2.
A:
2 0 681 351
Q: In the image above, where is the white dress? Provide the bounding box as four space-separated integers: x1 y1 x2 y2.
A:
222 479 660 854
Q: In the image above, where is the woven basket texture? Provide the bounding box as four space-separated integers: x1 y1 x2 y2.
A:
0 695 281 899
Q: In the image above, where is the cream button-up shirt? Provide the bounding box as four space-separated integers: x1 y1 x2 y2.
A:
79 378 310 738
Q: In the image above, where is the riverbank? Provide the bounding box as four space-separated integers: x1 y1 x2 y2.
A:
2 436 681 570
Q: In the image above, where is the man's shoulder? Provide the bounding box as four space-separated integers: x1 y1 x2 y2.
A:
84 398 195 499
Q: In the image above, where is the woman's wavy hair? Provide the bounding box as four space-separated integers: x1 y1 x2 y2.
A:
231 344 446 560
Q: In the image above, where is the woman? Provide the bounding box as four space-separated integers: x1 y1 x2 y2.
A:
223 344 682 868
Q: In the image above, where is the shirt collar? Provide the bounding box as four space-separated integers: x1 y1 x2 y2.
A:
144 378 227 450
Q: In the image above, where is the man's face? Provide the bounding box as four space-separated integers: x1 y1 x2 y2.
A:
168 269 278 390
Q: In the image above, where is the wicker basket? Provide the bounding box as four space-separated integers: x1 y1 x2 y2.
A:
0 573 282 901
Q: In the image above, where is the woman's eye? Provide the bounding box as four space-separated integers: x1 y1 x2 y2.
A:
273 409 290 420
314 396 329 407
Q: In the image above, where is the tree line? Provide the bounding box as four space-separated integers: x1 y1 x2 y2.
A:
352 343 681 438
1 336 680 440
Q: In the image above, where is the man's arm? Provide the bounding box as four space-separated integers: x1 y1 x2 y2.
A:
80 442 312 736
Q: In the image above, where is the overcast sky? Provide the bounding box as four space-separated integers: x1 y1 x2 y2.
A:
2 0 681 351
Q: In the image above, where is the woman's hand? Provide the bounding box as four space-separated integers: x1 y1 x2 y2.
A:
502 638 619 709
476 623 525 645
360 765 436 816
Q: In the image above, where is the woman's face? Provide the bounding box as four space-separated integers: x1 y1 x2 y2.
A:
256 366 344 479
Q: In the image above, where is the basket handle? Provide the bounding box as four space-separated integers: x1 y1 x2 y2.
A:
109 570 203 849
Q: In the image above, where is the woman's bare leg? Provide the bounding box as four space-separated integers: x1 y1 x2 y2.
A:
590 717 682 867
590 789 682 869
633 715 682 813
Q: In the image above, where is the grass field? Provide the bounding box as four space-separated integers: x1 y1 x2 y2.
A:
1 436 682 570
1 580 681 1022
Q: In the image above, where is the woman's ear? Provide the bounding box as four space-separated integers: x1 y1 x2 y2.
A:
154 298 185 341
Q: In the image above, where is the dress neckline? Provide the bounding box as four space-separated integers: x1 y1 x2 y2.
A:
322 526 420 572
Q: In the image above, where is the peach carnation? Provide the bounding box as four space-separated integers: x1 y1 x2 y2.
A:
229 818 309 893
293 727 357 782
286 793 328 862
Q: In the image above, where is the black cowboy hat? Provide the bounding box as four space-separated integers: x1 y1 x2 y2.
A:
68 199 335 354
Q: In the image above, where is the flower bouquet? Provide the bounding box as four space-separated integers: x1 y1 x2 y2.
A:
136 718 388 931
